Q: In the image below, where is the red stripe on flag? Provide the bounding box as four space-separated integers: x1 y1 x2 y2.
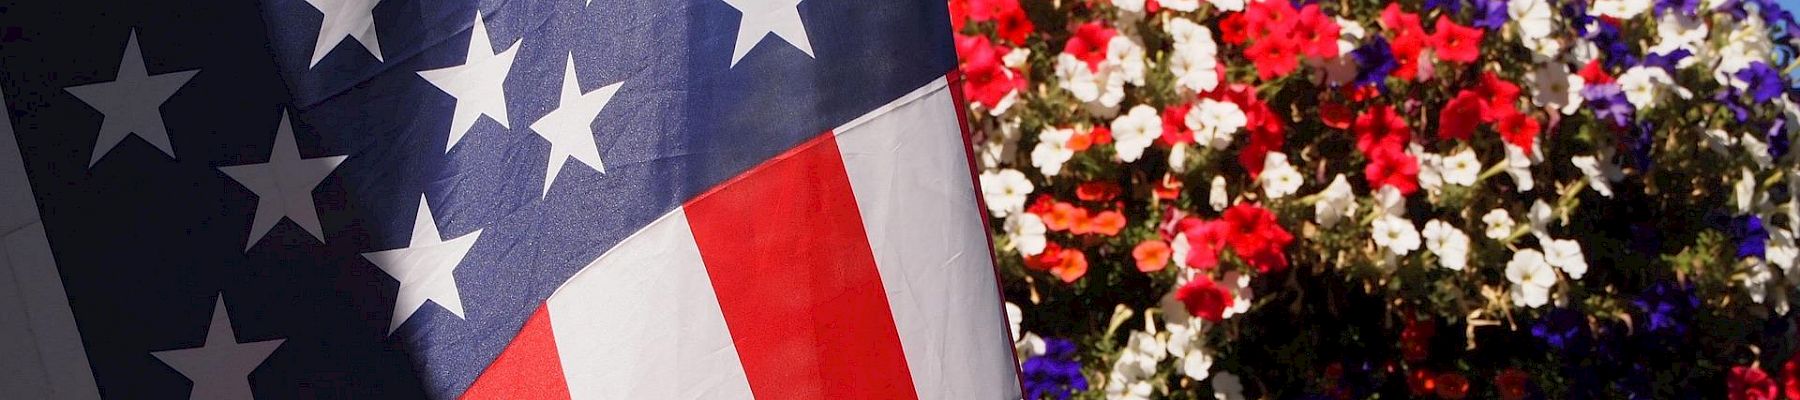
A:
684 132 919 399
461 304 571 400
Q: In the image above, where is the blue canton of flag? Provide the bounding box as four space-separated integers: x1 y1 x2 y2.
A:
1 0 1021 398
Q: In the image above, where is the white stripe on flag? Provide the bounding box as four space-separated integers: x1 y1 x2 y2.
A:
0 78 102 400
544 209 754 399
835 77 1022 399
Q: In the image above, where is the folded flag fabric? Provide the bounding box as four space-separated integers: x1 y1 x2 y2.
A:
0 0 1021 398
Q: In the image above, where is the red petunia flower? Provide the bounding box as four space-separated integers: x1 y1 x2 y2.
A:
1023 242 1063 270
1381 4 1429 81
1245 34 1301 80
1064 22 1116 72
991 0 1034 46
1321 101 1354 129
1179 217 1230 270
1439 90 1486 142
1474 72 1522 121
1133 240 1172 272
1498 112 1540 155
1435 373 1469 400
1365 147 1421 196
1221 204 1295 273
1353 105 1411 154
1293 5 1342 59
1154 173 1184 200
1076 181 1122 202
1578 60 1614 86
1731 365 1779 400
1088 126 1114 145
1784 354 1800 400
1430 16 1483 64
1219 12 1250 45
1175 275 1235 322
1161 103 1195 146
1495 369 1531 400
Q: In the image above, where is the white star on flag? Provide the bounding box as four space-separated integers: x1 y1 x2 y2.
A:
528 54 622 198
304 0 384 67
217 112 348 251
722 0 815 66
64 30 198 167
416 12 519 153
360 195 482 334
151 295 284 400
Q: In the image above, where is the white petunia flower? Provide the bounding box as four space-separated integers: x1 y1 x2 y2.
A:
1771 228 1800 281
1414 148 1444 195
1716 15 1774 86
1170 50 1221 96
1570 154 1625 198
1112 0 1147 13
1259 152 1304 199
1528 63 1586 116
1210 176 1229 211
978 117 1022 170
1164 320 1214 381
1378 185 1406 218
1650 13 1708 68
1484 209 1516 240
1618 67 1687 111
1509 0 1555 40
1545 239 1589 280
1705 129 1738 156
1003 48 1031 69
1111 105 1162 162
1742 133 1773 170
1737 168 1758 215
1422 220 1472 270
1372 216 1422 257
1507 249 1557 308
1316 174 1357 227
1504 143 1536 191
1162 0 1201 11
1207 0 1245 12
1169 142 1192 172
1030 128 1076 177
1743 261 1776 304
1442 148 1481 186
980 169 1034 218
1187 99 1247 150
1006 213 1048 256
1221 270 1253 319
1108 36 1148 86
1590 0 1649 19
1529 199 1554 244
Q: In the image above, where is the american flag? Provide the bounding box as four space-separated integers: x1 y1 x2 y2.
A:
0 0 1021 398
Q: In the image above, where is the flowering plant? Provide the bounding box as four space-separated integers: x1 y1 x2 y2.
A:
960 0 1800 398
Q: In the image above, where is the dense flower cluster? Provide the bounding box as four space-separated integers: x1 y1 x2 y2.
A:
961 0 1800 397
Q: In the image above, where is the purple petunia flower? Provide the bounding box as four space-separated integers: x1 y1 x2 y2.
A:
1736 62 1784 103
1583 83 1634 127
1351 38 1395 92
1655 0 1701 16
1737 215 1767 259
1588 22 1636 69
1530 307 1591 352
1631 280 1697 337
1022 338 1087 400
1641 49 1691 73
1472 0 1509 29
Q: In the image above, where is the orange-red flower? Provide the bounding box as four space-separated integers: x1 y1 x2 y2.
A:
1133 240 1172 272
1052 249 1088 283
